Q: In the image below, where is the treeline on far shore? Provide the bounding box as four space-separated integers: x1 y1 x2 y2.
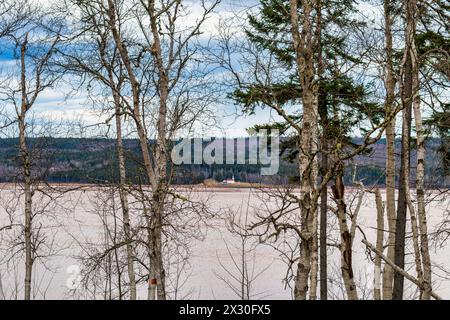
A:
0 137 447 187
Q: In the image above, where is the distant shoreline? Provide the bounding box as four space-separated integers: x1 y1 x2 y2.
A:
0 181 268 190
1 182 444 193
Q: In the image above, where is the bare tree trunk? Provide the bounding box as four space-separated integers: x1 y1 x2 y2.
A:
113 96 137 300
403 4 426 299
393 82 412 301
290 0 318 300
19 34 33 301
295 238 311 300
393 0 414 300
382 0 397 301
0 271 5 300
309 101 319 301
106 0 157 190
148 196 166 300
147 0 169 301
319 116 328 300
309 0 323 301
332 165 358 300
374 189 384 300
319 150 328 300
406 188 424 294
111 199 123 299
102 206 112 300
106 0 166 299
318 59 328 300
94 23 139 298
411 23 432 300
21 130 33 301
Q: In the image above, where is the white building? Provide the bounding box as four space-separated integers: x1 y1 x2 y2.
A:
222 175 236 184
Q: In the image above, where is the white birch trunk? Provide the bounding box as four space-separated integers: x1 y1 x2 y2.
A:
374 189 384 300
411 24 432 300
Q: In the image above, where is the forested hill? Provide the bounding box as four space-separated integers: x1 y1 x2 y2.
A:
0 137 447 187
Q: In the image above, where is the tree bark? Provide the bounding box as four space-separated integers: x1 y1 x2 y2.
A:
312 0 324 301
411 18 432 299
19 33 33 301
106 0 166 299
148 194 166 300
106 0 157 190
332 165 358 300
290 0 318 300
147 0 169 300
318 99 328 301
374 189 384 300
319 150 328 300
113 94 137 300
392 74 412 301
393 0 414 300
406 187 424 293
382 0 397 300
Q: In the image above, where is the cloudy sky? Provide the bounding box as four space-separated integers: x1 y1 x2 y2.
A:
0 0 382 138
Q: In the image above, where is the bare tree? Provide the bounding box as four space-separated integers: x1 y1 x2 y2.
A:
0 0 31 40
382 0 397 300
393 0 416 300
56 2 138 298
57 0 219 300
0 3 62 299
67 185 142 300
410 1 432 300
327 164 370 300
215 197 273 300
103 0 219 299
373 188 385 300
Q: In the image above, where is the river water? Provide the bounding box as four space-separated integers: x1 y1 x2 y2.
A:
0 187 448 300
